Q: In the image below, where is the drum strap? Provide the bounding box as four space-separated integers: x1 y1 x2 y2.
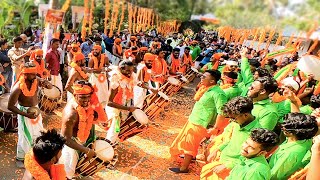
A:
19 106 33 146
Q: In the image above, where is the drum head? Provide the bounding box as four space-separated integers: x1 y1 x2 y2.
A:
297 55 320 80
132 109 149 125
27 107 41 117
0 93 11 113
158 91 169 101
191 67 199 73
93 140 115 161
180 76 188 82
42 85 61 99
167 77 180 85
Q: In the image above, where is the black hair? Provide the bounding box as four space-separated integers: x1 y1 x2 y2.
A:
248 58 261 68
205 69 221 82
250 128 279 151
282 113 318 140
131 46 139 51
13 36 23 43
256 76 278 94
0 38 7 46
310 94 320 109
33 129 66 164
167 39 172 44
185 46 190 51
255 67 272 78
173 48 180 52
223 96 253 116
119 60 134 69
50 38 60 45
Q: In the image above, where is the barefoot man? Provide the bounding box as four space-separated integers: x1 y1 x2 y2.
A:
8 62 52 168
59 80 99 179
88 45 110 105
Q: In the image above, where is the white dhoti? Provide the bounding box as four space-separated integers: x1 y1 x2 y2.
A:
58 145 79 179
50 74 63 101
133 86 147 109
194 61 201 69
88 73 109 105
16 105 44 160
105 102 131 143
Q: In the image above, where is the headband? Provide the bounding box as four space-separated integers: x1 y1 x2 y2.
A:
281 77 300 91
73 53 85 62
21 66 38 74
115 38 122 43
226 61 238 66
144 53 156 61
93 45 102 51
140 47 148 51
34 49 43 56
72 84 94 95
71 43 79 48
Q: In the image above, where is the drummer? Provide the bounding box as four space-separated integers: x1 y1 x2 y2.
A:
134 53 158 108
87 45 110 105
105 60 140 143
179 47 193 74
168 48 182 75
65 53 87 100
59 80 98 178
29 49 49 78
8 62 53 168
151 49 168 89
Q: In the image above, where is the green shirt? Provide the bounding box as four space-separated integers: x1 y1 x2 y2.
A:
227 156 271 180
300 105 313 115
189 86 227 128
219 120 261 169
238 57 254 97
190 45 201 60
252 99 279 130
268 139 312 180
274 100 291 123
223 85 242 101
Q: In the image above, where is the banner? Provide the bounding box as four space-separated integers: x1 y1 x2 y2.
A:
38 4 50 19
45 9 65 24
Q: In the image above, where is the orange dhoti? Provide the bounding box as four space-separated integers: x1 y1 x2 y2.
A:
200 161 230 180
170 121 208 158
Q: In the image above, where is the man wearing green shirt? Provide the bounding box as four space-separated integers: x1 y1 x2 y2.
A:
201 97 261 179
169 70 227 173
189 41 201 61
268 113 318 180
227 128 279 180
300 94 320 115
248 76 279 130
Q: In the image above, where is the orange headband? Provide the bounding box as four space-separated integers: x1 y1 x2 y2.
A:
21 66 38 74
144 53 156 61
93 45 102 51
140 47 148 51
71 43 79 48
72 84 93 95
34 49 43 56
73 53 85 62
115 38 122 43
130 36 137 40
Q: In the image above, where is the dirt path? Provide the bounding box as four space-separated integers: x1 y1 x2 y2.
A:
0 79 201 180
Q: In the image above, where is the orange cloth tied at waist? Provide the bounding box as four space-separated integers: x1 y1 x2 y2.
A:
200 161 230 180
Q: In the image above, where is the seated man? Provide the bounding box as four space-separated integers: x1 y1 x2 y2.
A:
23 129 66 179
226 128 279 180
268 113 318 180
201 96 261 179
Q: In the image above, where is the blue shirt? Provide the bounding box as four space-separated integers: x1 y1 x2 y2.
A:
80 42 93 58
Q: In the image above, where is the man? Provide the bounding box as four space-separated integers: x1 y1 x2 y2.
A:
168 33 180 48
59 80 99 178
23 129 66 179
20 34 29 50
269 113 318 180
133 53 158 108
30 49 49 78
135 46 148 65
189 40 201 61
45 38 63 100
105 60 140 143
67 43 81 65
247 76 279 130
151 49 168 88
124 46 139 62
179 47 193 74
8 36 33 87
169 70 227 173
162 39 173 60
80 37 93 65
127 36 137 48
226 128 279 180
8 62 52 168
112 38 122 65
201 97 261 179
88 45 110 104
65 53 87 100
0 38 13 88
168 48 181 75
200 53 223 72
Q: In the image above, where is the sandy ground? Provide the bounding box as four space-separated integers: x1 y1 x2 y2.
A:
0 78 202 180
